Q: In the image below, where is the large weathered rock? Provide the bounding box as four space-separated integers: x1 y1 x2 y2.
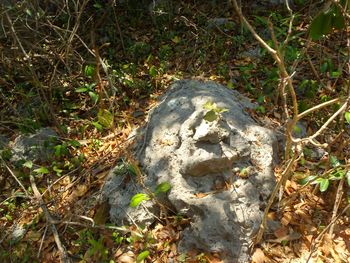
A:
103 80 278 262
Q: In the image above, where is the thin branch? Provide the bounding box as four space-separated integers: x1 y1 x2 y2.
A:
230 0 277 55
297 98 340 120
329 177 344 236
2 160 30 198
37 224 48 259
294 98 349 144
254 154 299 244
30 175 70 263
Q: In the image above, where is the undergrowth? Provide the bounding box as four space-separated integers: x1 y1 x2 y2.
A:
0 0 350 262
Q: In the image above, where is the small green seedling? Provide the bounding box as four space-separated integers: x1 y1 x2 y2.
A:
203 101 228 122
130 182 171 208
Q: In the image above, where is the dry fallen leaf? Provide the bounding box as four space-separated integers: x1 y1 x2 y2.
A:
194 192 209 198
274 227 289 239
252 248 266 263
281 212 292 226
93 201 110 225
117 251 135 263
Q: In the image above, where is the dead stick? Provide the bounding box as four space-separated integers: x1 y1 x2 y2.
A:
30 175 70 263
329 178 344 236
2 160 30 198
253 154 297 244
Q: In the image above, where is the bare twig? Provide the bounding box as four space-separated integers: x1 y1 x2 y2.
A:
306 52 321 81
329 177 344 236
30 175 70 263
37 224 48 259
64 0 88 59
5 10 58 126
293 98 350 145
282 0 295 48
2 160 30 198
297 98 340 120
231 0 299 159
254 154 299 244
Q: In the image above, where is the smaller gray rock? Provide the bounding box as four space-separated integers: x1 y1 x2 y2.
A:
0 135 9 149
9 127 58 163
10 224 27 243
239 46 261 60
102 162 159 226
207 18 236 31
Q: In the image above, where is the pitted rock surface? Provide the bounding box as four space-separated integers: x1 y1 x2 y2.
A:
102 80 277 262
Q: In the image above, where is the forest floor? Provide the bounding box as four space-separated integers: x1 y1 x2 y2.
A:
0 1 350 262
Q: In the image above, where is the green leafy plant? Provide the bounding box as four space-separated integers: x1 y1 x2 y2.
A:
97 109 114 129
75 83 99 104
136 250 150 263
130 193 151 208
309 3 346 40
299 156 349 192
345 112 350 124
84 64 95 77
130 182 172 208
203 101 228 122
86 236 108 261
154 182 171 195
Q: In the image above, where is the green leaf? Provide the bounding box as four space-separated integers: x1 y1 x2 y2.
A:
92 121 103 132
88 91 99 104
127 164 138 176
329 169 345 180
149 65 157 78
331 5 345 30
136 250 150 263
345 112 350 124
330 71 341 78
54 144 69 157
319 178 330 192
84 65 95 77
154 182 171 195
171 36 181 44
309 11 332 40
299 175 317 185
293 125 302 135
346 171 350 187
25 9 32 16
75 87 88 93
53 166 63 176
98 109 114 129
330 155 340 167
23 161 33 169
227 81 235 89
69 140 81 148
255 105 266 114
130 193 150 208
203 101 215 110
203 110 217 122
216 107 228 114
93 3 102 9
33 166 49 175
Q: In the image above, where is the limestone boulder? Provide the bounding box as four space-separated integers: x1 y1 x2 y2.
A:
103 80 278 262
